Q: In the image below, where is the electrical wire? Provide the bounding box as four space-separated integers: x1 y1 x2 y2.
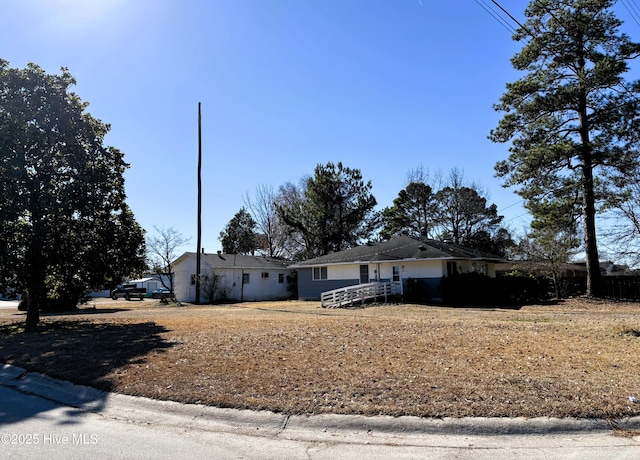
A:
489 0 527 30
474 0 518 36
621 0 640 29
503 211 530 224
498 200 524 213
631 0 640 19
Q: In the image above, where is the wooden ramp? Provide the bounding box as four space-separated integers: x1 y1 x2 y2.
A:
321 282 400 308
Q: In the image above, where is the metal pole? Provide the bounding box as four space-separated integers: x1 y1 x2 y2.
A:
195 102 202 304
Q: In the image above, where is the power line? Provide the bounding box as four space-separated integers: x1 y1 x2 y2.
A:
474 0 518 36
621 0 640 29
490 0 526 31
632 0 640 19
498 200 523 213
504 211 530 224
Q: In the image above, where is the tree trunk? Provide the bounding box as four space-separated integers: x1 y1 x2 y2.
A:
25 214 46 330
25 295 40 331
577 69 601 297
582 162 601 297
24 267 45 330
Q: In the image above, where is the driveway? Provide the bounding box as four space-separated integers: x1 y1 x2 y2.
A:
0 300 20 310
0 297 148 310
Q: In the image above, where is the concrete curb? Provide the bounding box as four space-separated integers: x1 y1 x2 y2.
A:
2 363 640 437
286 413 617 436
1 363 106 409
0 363 26 380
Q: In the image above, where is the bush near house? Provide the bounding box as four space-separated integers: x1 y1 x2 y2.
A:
439 273 547 306
404 278 432 304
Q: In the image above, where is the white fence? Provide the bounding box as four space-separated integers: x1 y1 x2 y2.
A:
320 282 401 308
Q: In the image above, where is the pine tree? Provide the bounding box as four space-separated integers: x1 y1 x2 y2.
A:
489 0 640 296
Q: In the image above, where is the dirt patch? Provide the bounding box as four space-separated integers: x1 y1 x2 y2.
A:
1 298 640 418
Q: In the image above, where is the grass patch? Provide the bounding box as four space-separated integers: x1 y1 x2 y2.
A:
505 317 553 323
2 298 640 419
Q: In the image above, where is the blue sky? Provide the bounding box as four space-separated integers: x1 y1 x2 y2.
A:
3 1 640 256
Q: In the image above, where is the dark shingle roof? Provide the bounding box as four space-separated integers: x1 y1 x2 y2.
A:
290 236 504 267
175 252 290 270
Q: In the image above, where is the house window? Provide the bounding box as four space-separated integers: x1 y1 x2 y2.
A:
446 261 457 277
278 273 284 283
261 272 269 278
392 266 400 282
242 273 250 284
313 266 328 280
190 274 196 285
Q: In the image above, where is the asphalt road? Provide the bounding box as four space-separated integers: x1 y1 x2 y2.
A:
2 364 640 459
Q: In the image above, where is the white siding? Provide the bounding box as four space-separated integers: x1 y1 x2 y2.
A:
315 259 497 284
401 260 444 279
171 254 291 303
323 260 446 282
327 264 359 280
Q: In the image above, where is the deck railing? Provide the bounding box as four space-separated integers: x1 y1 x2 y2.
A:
320 282 400 308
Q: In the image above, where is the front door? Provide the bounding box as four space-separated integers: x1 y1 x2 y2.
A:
359 265 369 284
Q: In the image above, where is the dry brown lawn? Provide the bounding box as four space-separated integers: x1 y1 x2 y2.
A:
2 297 640 419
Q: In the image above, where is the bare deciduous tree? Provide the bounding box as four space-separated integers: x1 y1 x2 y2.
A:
602 167 640 268
516 228 580 299
198 270 230 304
146 226 190 300
243 184 288 258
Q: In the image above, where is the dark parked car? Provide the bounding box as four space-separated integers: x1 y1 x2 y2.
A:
111 283 146 300
151 288 173 300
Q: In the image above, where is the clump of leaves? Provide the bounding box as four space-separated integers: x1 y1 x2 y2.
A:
619 327 640 338
0 323 26 336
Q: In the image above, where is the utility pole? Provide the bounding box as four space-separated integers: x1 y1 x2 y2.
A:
195 102 202 304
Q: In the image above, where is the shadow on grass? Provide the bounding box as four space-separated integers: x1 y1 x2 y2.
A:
0 320 174 391
39 308 131 317
0 320 175 428
437 298 564 310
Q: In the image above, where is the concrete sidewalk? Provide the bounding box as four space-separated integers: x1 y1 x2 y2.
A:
2 363 640 459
